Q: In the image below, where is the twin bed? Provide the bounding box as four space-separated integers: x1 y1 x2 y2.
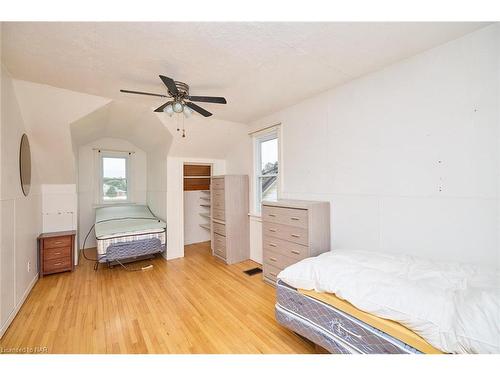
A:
94 205 166 264
91 205 498 354
276 250 500 354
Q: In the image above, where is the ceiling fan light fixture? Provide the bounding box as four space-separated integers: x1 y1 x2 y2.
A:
173 102 183 113
164 103 174 116
183 105 193 118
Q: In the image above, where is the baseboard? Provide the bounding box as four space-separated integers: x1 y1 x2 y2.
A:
0 273 39 339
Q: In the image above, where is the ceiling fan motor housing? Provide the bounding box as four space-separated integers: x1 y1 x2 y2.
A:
172 81 189 98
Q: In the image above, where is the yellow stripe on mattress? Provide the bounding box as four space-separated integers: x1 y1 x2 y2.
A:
299 289 443 354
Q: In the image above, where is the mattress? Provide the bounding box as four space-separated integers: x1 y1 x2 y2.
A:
278 249 500 354
95 205 166 257
276 280 422 354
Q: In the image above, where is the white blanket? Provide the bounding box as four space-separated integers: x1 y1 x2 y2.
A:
278 250 500 354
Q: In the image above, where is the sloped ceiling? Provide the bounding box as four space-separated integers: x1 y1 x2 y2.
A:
70 100 173 154
2 22 490 123
12 79 111 183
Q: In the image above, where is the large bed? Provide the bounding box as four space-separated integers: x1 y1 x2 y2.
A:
94 205 166 264
276 250 500 354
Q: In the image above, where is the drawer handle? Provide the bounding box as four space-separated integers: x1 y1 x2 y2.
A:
54 241 63 244
54 262 62 266
270 272 277 277
291 250 300 255
269 257 277 262
268 243 277 248
291 234 300 238
268 214 276 217
290 217 300 221
268 229 277 233
53 252 61 255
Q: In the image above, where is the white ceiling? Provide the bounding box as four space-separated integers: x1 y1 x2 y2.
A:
2 22 489 123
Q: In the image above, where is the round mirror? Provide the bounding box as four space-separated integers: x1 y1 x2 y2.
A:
19 134 31 196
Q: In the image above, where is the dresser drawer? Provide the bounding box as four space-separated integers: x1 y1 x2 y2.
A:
263 263 282 283
44 257 72 274
263 236 309 260
212 208 225 221
212 221 226 236
262 205 308 229
44 246 71 261
213 233 227 259
44 236 72 249
263 249 298 270
211 178 225 190
212 193 225 210
262 222 308 246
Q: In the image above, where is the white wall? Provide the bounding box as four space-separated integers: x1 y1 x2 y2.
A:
146 148 168 222
227 24 500 267
184 191 211 245
77 137 147 248
0 63 42 338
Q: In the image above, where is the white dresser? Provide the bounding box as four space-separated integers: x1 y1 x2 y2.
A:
261 199 330 284
211 175 249 264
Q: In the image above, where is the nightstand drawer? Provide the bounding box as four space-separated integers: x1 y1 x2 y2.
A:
44 257 72 273
44 236 72 249
44 246 71 261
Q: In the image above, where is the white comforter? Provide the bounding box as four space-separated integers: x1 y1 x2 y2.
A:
278 250 500 354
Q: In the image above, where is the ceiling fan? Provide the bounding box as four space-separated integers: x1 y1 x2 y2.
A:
120 75 227 118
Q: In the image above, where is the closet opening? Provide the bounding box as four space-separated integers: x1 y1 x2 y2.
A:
183 163 212 249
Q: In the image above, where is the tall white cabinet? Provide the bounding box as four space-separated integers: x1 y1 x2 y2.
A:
210 175 249 264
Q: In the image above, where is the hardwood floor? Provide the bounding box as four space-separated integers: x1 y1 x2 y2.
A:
0 242 315 354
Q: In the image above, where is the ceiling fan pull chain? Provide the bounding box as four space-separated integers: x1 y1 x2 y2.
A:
182 115 186 138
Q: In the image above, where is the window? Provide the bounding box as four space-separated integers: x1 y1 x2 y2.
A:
100 152 130 203
254 130 279 213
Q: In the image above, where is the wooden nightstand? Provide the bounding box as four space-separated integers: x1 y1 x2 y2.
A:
38 230 76 277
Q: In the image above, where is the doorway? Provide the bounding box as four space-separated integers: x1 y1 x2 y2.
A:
183 163 212 246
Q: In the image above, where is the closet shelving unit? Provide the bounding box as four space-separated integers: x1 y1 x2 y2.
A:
183 164 212 235
199 190 211 230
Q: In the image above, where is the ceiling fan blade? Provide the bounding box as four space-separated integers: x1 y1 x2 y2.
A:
159 75 179 96
187 96 227 104
186 102 212 117
154 102 170 113
120 89 167 98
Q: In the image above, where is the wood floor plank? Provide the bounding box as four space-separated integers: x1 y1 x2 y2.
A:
0 241 314 354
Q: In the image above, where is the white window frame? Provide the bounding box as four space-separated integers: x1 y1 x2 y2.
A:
99 150 131 205
253 128 280 214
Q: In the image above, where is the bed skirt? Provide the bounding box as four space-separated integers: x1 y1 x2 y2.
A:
275 279 421 354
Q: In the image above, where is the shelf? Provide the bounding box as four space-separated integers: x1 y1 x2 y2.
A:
199 224 210 230
199 213 210 219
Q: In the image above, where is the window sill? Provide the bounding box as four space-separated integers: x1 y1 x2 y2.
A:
248 212 262 220
93 202 135 208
